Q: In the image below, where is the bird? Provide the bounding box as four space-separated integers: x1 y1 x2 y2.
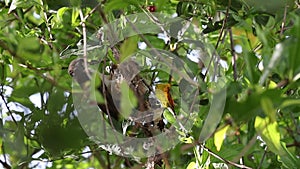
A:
68 58 170 166
68 58 168 130
155 83 175 111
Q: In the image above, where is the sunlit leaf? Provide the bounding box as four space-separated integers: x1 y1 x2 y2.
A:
57 7 70 23
214 125 229 151
255 116 282 153
186 161 196 169
255 116 299 168
71 7 80 27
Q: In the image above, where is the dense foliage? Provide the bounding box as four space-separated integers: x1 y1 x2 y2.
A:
0 0 300 168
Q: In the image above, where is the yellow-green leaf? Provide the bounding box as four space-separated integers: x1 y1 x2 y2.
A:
71 7 79 27
186 161 196 169
254 116 282 154
214 125 229 151
57 7 69 22
254 116 299 168
163 108 176 124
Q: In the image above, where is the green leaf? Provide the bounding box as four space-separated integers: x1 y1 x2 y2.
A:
11 78 38 98
284 15 300 80
280 143 300 168
17 37 41 63
2 125 27 165
163 108 176 124
104 0 138 12
0 62 8 83
217 144 244 161
8 97 35 110
244 0 294 15
244 51 260 83
279 99 300 109
199 90 226 142
225 88 282 122
120 36 139 61
47 88 66 113
69 0 81 7
90 73 104 104
260 97 276 123
120 82 137 118
8 0 41 13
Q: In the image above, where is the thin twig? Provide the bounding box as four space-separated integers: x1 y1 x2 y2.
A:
97 6 121 61
181 141 252 169
257 146 268 169
0 159 11 169
79 9 91 80
0 86 18 125
176 0 205 5
215 0 231 50
200 144 252 169
228 28 237 81
140 7 171 43
286 141 300 148
124 15 197 86
40 0 54 49
245 31 253 50
101 58 117 132
79 3 102 25
91 146 111 169
203 0 231 80
296 0 300 8
106 152 111 169
1 139 11 169
280 5 288 36
0 40 68 91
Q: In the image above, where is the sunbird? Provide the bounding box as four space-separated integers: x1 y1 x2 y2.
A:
155 83 175 111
